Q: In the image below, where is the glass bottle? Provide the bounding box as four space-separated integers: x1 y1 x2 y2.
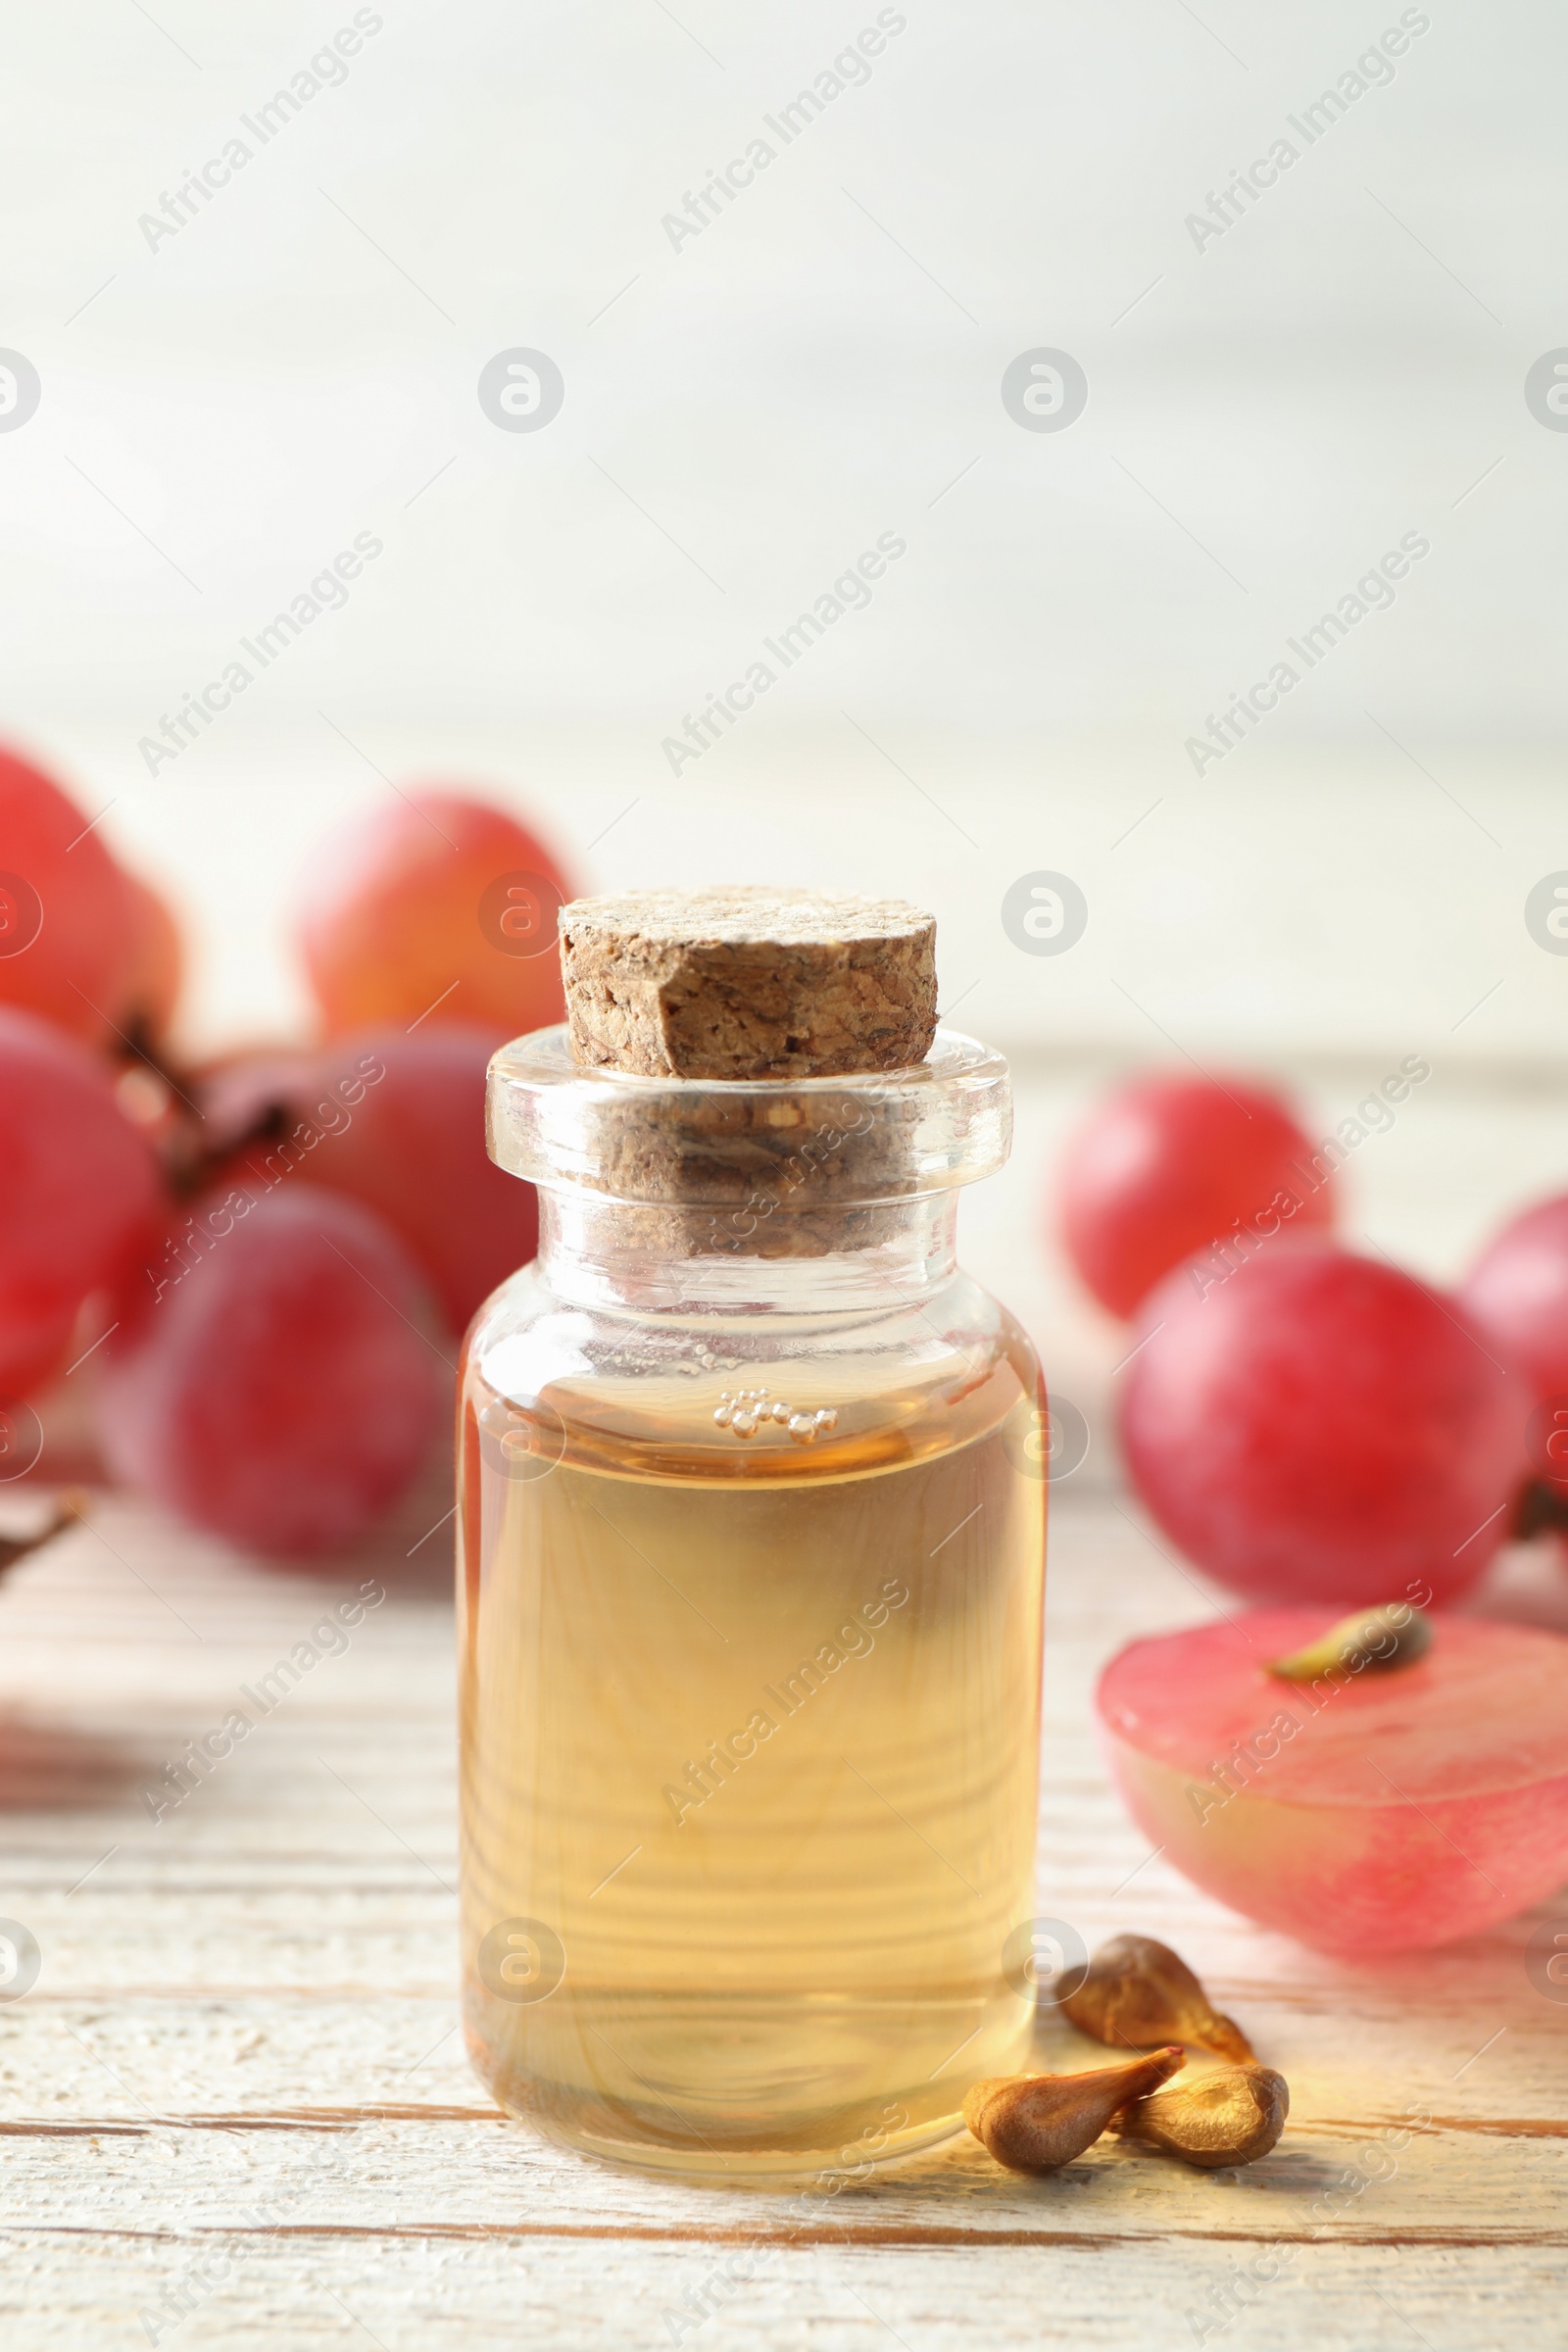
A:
458 1025 1046 2180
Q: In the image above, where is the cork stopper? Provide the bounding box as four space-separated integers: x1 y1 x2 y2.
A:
486 1026 1011 1270
560 887 937 1080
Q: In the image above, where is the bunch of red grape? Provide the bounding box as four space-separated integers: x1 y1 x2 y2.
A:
1058 1071 1553 1607
0 744 572 1557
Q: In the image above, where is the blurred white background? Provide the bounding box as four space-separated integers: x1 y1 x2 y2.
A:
4 0 1566 1088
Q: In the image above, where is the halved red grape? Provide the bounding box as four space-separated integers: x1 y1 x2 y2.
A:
1099 1609 1568 1953
0 1007 165 1398
99 1185 442 1557
1058 1072 1335 1319
0 746 134 1043
297 791 575 1038
201 1026 536 1331
1118 1241 1523 1606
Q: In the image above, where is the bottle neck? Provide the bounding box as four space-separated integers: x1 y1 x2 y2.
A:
534 1190 960 1315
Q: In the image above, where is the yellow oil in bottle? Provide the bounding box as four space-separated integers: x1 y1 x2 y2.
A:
458 1314 1045 2180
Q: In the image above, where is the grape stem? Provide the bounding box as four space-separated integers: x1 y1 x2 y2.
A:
112 1010 295 1202
0 1491 88 1577
1514 1478 1568 1540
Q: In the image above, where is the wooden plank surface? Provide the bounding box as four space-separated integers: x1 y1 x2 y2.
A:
3 1056 1567 2349
1 1453 1564 2351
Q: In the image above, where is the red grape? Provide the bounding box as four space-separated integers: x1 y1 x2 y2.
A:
1458 1195 1568 1407
0 1007 165 1398
1058 1072 1335 1319
194 1045 321 1152
0 745 135 1043
1118 1240 1522 1606
297 791 575 1038
201 1025 537 1331
119 870 184 1045
99 1185 442 1556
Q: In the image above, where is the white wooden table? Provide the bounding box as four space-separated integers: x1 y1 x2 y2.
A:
1 1449 1563 2352
3 1057 1566 2349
